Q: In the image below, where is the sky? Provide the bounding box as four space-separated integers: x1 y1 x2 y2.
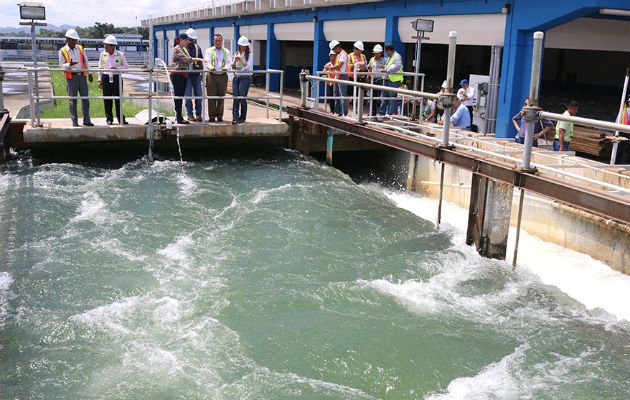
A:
0 0 195 28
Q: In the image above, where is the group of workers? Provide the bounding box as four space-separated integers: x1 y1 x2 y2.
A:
58 28 253 127
169 29 253 125
323 40 479 132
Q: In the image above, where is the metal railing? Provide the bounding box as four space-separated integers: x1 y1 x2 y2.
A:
307 68 428 119
1 60 285 159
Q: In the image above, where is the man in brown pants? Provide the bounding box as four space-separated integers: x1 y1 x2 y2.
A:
204 34 232 122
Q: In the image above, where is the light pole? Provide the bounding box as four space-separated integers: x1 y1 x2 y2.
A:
410 18 433 120
18 2 46 126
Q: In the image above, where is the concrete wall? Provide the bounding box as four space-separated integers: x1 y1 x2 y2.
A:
410 153 630 275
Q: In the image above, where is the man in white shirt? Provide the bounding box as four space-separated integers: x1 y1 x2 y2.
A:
457 79 476 125
58 29 93 127
204 34 232 122
98 35 129 125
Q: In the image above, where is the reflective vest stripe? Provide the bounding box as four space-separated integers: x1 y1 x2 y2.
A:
61 45 87 79
211 48 226 69
100 51 122 70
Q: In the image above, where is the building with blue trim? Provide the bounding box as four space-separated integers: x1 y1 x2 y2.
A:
143 0 630 137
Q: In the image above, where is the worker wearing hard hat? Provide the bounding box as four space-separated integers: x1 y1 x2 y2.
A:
58 28 94 127
184 28 204 122
98 35 129 125
348 41 368 83
378 43 404 117
231 36 253 124
368 44 386 115
328 40 349 116
204 33 231 122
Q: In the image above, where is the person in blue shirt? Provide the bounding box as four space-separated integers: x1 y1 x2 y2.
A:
440 98 471 130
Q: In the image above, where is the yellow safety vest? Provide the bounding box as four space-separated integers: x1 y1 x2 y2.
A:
60 45 87 79
211 48 226 68
385 52 403 83
99 50 122 70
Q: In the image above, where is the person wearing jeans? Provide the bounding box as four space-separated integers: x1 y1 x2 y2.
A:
170 33 203 124
378 44 403 117
554 100 579 151
231 36 253 124
184 29 204 122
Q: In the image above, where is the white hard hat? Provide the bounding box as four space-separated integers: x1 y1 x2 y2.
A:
185 28 198 40
65 29 79 40
329 40 340 50
441 80 448 89
103 35 117 45
329 50 336 56
353 41 364 51
373 44 383 53
237 36 250 47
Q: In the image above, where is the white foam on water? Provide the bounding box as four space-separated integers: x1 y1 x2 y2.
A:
0 272 14 324
0 271 12 291
425 344 528 400
177 173 197 197
70 296 183 335
158 235 194 263
252 183 293 204
71 192 112 225
382 190 630 322
99 238 147 262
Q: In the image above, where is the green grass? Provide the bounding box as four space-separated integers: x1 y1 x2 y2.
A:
40 71 146 119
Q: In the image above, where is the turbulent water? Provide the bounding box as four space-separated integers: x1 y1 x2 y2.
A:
1 150 630 399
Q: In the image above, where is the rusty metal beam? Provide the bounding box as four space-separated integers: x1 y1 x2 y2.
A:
288 107 630 225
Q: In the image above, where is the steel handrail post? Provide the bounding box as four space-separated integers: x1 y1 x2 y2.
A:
279 70 284 121
441 31 458 147
118 70 124 125
27 69 35 127
265 70 270 119
147 68 154 161
522 31 544 170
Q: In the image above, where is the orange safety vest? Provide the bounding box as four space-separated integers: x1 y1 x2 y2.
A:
622 104 629 125
347 52 366 79
325 59 338 86
60 45 87 79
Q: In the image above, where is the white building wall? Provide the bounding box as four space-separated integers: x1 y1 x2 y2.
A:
324 18 386 42
546 17 630 52
398 14 506 46
274 22 313 41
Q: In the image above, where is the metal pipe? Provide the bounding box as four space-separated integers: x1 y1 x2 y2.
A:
539 111 630 135
147 68 154 161
118 71 124 125
31 24 41 127
279 70 284 121
437 162 445 226
0 65 5 111
512 188 526 268
299 69 308 108
522 31 544 170
265 70 270 119
307 75 439 100
357 87 365 123
411 33 422 119
441 31 458 147
326 131 333 165
27 69 35 127
406 153 417 191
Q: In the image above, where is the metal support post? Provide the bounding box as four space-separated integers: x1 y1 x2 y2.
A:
279 70 284 121
265 70 270 119
27 69 35 127
326 130 333 165
0 65 5 111
411 34 422 120
406 153 417 192
512 188 525 267
441 31 457 147
147 68 154 161
299 69 308 108
31 23 41 126
437 162 446 226
313 80 320 111
118 71 124 125
522 31 544 170
356 87 365 124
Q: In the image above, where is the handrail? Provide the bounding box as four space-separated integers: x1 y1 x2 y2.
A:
15 65 285 129
539 111 630 136
306 75 440 100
